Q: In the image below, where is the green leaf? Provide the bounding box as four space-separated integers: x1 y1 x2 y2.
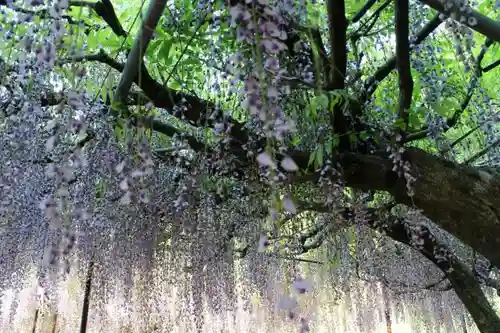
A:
183 58 199 66
113 122 124 142
100 85 108 105
169 81 182 90
104 77 114 103
95 178 107 199
148 39 162 57
308 150 316 167
158 39 173 61
409 110 424 129
332 135 340 148
349 133 358 144
394 117 406 130
325 139 333 156
328 91 343 112
86 32 98 50
325 135 339 155
315 144 324 168
315 94 329 108
308 97 317 119
435 99 459 118
308 94 328 119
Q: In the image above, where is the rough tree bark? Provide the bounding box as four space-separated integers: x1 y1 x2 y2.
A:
287 148 500 268
348 149 500 268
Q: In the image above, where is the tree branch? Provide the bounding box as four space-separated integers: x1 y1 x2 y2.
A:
483 59 500 73
420 0 500 42
326 0 357 150
60 49 124 71
134 115 208 152
64 50 250 148
465 138 500 165
349 0 392 41
361 14 442 103
350 0 379 23
0 0 127 37
89 0 127 37
326 0 348 91
395 0 412 128
285 146 500 269
113 0 167 106
444 125 480 152
295 201 499 328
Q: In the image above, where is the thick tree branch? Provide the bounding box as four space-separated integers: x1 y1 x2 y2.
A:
113 0 167 106
326 0 356 150
395 0 412 128
286 147 500 269
89 0 127 37
326 0 348 91
420 0 500 42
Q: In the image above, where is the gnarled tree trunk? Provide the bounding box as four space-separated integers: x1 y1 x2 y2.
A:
291 147 500 268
